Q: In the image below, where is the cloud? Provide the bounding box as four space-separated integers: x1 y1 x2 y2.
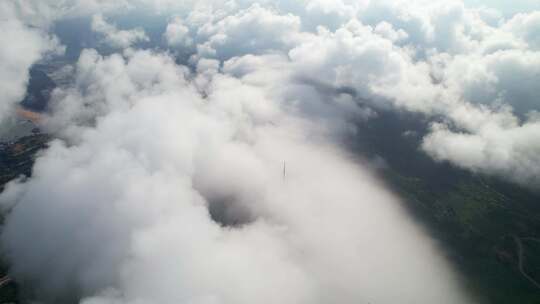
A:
234 1 540 189
442 48 540 115
51 0 540 188
0 1 62 125
422 114 540 188
164 17 193 48
1 46 473 304
0 0 134 125
464 0 540 17
195 4 303 60
505 11 540 50
91 14 149 49
3 1 540 303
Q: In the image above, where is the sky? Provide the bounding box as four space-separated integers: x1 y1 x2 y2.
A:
0 0 539 303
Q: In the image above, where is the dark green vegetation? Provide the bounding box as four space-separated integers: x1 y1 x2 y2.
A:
351 110 540 304
0 134 49 193
0 259 18 304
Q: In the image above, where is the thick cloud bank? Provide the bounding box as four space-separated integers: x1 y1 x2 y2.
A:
1 49 471 304
2 0 540 303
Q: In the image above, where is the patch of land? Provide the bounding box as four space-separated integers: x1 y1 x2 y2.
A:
351 110 540 304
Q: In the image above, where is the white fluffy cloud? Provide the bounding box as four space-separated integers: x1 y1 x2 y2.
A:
3 1 540 303
423 119 540 187
0 1 62 125
195 4 303 60
91 14 149 49
164 17 193 48
1 49 472 304
505 11 540 50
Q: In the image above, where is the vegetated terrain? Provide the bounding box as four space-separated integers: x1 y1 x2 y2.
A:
351 110 540 304
0 66 54 194
0 134 49 193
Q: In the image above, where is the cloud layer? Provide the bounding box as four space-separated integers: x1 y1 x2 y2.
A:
2 0 540 303
2 49 471 304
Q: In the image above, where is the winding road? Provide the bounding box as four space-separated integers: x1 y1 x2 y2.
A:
512 235 540 290
0 276 11 288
